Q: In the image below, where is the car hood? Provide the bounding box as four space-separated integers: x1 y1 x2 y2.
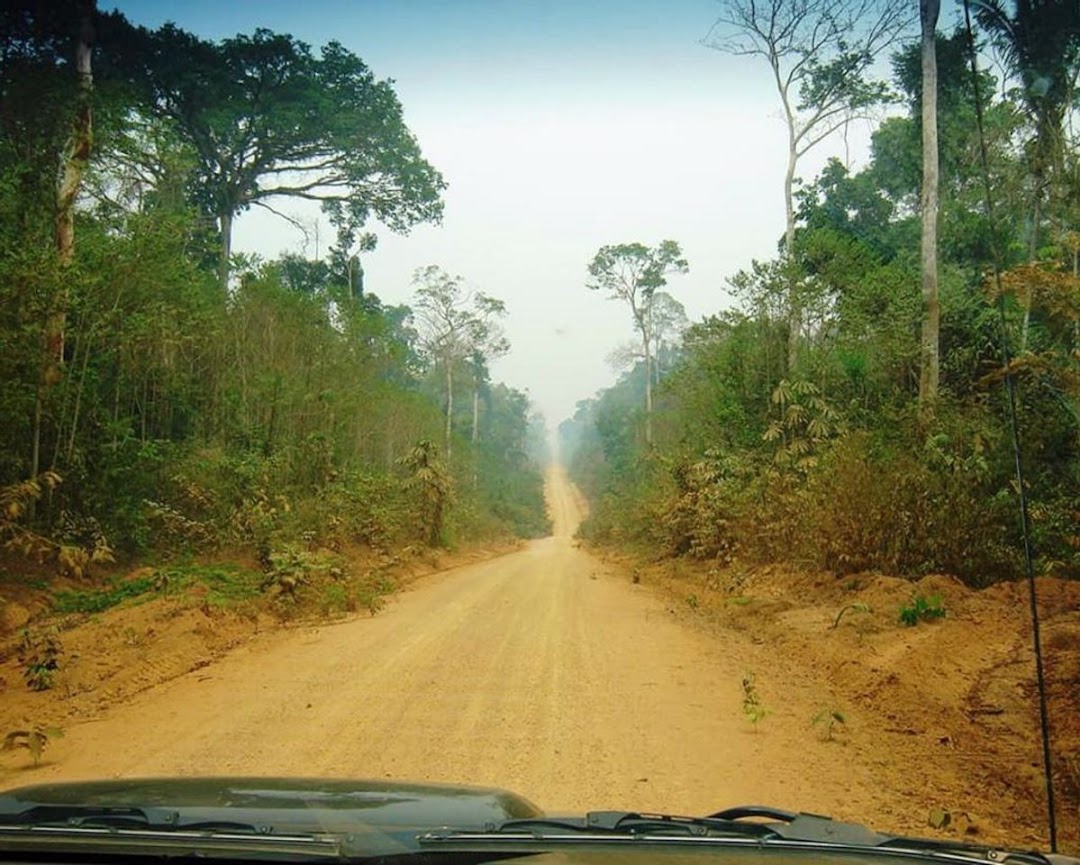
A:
0 776 542 853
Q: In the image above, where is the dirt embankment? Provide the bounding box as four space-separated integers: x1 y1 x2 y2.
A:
0 466 1076 855
0 542 519 744
610 554 1080 852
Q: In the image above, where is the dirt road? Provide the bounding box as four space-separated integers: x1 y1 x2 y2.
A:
7 466 1073 852
6 467 865 815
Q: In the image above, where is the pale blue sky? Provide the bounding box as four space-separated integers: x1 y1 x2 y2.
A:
104 0 905 428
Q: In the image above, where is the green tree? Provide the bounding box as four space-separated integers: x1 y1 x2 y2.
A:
973 0 1080 265
587 241 689 446
410 266 508 459
704 0 913 370
112 24 446 289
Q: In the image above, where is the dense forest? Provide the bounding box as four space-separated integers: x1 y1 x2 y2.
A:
562 1 1080 587
0 0 549 575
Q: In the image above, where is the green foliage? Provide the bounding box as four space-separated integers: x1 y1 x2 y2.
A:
812 708 847 741
111 21 445 270
563 2 1080 591
0 6 545 587
741 673 767 728
2 725 64 766
398 440 453 547
262 546 315 598
18 627 63 691
53 574 158 614
0 473 62 560
152 563 262 608
899 593 947 627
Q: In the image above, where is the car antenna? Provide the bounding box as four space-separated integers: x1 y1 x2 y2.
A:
960 0 1057 851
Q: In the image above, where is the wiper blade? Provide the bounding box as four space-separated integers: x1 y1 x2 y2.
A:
420 808 785 847
492 811 780 839
421 805 1055 865
2 804 276 834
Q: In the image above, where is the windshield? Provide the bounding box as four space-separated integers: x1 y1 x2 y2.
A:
0 0 1078 861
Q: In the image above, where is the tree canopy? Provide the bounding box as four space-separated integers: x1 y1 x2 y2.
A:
106 21 446 286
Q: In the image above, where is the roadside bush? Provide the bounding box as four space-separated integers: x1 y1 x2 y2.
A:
579 412 1024 586
18 627 62 691
899 593 947 626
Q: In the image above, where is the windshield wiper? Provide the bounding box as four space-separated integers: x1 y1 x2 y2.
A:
420 805 1053 865
455 810 782 840
1 804 277 834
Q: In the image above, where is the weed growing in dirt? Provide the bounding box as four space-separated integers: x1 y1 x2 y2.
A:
741 673 767 729
262 546 314 598
18 627 62 691
899 593 946 626
686 593 700 609
2 724 63 766
812 707 847 741
830 602 871 629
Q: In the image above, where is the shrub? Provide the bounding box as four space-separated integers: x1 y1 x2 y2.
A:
18 627 63 691
899 593 947 626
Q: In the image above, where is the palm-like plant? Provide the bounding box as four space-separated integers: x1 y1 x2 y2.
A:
972 0 1080 256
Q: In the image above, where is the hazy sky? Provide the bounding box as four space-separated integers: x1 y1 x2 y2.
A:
105 0 895 428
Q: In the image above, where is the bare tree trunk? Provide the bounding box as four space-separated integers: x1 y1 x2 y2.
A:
918 0 941 412
31 1 94 501
643 334 653 446
784 130 800 373
65 329 95 464
471 386 479 489
471 380 479 444
1073 245 1078 353
444 359 454 459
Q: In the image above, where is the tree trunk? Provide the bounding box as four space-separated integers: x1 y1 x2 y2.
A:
918 0 941 412
471 382 479 444
784 137 800 373
444 359 454 459
1019 189 1043 351
219 210 233 294
643 334 653 446
31 0 94 495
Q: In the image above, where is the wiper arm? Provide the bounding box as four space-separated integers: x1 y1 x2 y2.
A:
421 805 1055 865
420 808 784 845
501 811 779 839
3 805 276 834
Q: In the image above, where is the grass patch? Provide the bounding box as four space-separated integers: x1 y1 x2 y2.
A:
155 563 261 607
53 575 158 614
52 563 262 616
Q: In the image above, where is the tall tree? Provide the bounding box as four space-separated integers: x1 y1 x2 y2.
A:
648 291 690 383
919 0 941 410
114 25 445 290
703 0 912 370
410 266 507 459
587 241 689 446
30 0 95 484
